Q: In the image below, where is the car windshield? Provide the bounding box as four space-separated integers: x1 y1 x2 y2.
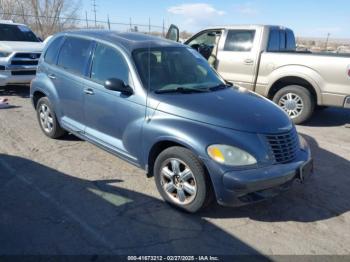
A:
133 47 225 93
0 24 40 42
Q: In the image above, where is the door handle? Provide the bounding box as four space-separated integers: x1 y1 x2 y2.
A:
84 88 94 95
48 74 56 79
244 59 254 65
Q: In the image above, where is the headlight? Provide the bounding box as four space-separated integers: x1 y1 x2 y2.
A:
207 144 257 166
0 51 11 57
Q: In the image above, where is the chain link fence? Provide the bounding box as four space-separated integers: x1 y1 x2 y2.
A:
0 12 167 39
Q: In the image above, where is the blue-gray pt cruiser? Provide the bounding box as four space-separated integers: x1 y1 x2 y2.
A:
30 30 313 213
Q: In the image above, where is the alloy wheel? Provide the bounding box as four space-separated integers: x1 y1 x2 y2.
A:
278 92 304 119
160 158 197 205
39 103 54 133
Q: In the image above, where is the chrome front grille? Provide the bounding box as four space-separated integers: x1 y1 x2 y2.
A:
265 128 299 164
9 52 41 76
11 52 40 66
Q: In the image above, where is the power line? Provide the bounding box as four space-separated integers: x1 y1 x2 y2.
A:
0 12 164 29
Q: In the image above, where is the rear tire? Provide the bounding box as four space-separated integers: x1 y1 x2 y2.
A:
154 146 213 213
36 97 66 139
273 85 315 124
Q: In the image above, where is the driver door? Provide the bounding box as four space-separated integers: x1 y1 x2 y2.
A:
184 30 223 68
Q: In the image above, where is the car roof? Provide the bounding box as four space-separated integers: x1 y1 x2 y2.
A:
61 30 182 53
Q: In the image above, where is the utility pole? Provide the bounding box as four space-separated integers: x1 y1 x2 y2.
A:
92 0 97 27
162 18 165 37
129 17 132 32
107 15 110 30
325 33 330 51
148 17 151 33
85 11 89 28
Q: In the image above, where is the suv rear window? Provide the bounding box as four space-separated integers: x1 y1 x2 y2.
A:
57 37 93 75
44 36 64 65
224 30 255 52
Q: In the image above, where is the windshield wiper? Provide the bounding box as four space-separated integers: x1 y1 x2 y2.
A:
208 83 231 91
154 87 209 94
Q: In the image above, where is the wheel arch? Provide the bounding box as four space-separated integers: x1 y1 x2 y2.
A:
146 139 194 178
267 76 319 104
32 90 48 109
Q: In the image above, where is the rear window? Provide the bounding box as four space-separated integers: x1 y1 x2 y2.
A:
0 24 39 42
57 37 93 76
224 30 255 52
44 36 64 65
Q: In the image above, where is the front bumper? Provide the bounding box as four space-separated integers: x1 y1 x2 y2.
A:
204 149 312 207
0 56 38 86
0 71 36 86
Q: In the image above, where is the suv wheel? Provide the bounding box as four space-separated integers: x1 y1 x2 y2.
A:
154 146 213 213
36 97 66 139
273 85 315 124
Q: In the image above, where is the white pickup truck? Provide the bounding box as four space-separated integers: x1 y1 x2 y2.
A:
167 24 350 124
0 20 44 87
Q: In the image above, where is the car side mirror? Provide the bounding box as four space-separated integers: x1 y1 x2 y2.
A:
104 78 133 95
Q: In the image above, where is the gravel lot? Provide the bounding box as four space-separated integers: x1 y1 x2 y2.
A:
0 85 349 256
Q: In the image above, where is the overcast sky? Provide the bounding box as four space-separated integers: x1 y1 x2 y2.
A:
82 0 350 39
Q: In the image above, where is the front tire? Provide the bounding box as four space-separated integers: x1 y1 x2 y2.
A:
154 146 213 213
36 97 66 139
273 85 315 124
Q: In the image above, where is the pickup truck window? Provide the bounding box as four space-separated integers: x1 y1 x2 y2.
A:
57 37 92 76
268 28 296 52
44 36 64 65
0 24 39 42
91 44 130 85
224 30 255 52
187 31 220 46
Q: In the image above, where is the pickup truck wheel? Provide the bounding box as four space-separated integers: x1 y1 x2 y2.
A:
273 85 315 124
154 146 213 213
36 97 66 139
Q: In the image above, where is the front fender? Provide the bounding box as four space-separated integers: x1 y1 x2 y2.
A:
141 110 270 172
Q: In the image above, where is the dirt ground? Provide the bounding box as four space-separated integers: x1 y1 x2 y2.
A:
0 85 349 256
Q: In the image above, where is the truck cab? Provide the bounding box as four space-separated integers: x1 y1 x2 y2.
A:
0 20 44 87
167 24 350 124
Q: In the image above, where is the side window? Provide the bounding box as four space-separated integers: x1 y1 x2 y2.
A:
224 30 255 52
91 44 130 85
187 31 220 46
44 36 63 64
279 30 286 50
286 29 296 51
57 37 92 75
267 29 280 52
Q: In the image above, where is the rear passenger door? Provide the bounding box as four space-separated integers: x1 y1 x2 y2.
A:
49 36 94 132
216 29 257 90
83 43 145 163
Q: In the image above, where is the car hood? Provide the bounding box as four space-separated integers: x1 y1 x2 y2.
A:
0 41 44 53
153 87 293 134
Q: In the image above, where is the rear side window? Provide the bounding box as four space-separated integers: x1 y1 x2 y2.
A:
224 30 255 52
90 44 130 85
57 37 93 75
44 36 63 65
268 29 296 52
267 29 280 52
286 29 296 51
